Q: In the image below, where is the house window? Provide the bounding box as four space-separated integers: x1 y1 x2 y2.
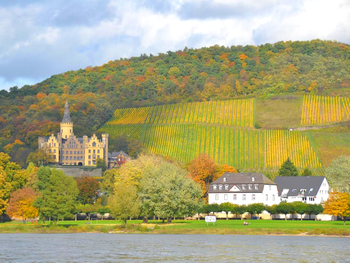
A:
255 184 259 190
215 194 219 200
272 194 275 201
309 197 314 201
242 194 246 200
213 185 217 190
248 184 252 190
219 185 223 190
252 194 255 201
265 194 268 201
242 184 246 190
224 185 229 190
224 194 228 200
223 177 226 182
233 194 237 200
269 185 272 190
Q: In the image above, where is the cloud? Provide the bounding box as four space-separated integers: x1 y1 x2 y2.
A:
0 0 349 91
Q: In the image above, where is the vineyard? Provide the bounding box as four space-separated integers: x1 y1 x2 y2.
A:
100 97 326 178
106 99 254 127
301 95 350 125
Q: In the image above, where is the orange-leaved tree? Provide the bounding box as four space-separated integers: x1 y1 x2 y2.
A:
6 187 39 224
188 154 217 199
324 192 350 225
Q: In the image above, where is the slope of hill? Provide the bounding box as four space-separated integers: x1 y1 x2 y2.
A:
0 40 350 167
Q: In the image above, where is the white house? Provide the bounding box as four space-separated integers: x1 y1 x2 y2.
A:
208 172 280 206
274 176 330 204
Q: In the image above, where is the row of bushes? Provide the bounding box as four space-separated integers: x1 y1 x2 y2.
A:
201 202 324 220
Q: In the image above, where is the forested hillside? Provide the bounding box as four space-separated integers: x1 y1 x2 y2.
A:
0 40 350 167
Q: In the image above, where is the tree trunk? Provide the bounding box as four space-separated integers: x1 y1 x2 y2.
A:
300 214 303 221
226 212 228 220
124 219 127 225
344 219 346 226
162 218 165 223
143 217 148 223
75 214 77 221
285 214 287 220
197 213 200 220
167 217 172 224
22 219 26 224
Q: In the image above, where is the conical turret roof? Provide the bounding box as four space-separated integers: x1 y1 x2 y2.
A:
62 100 71 122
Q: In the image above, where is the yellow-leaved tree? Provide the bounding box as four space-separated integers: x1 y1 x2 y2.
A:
6 187 39 224
324 192 350 225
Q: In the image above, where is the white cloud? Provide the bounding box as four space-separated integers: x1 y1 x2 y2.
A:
0 0 349 91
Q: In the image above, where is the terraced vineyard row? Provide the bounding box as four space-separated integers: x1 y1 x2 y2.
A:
106 99 254 127
301 95 350 125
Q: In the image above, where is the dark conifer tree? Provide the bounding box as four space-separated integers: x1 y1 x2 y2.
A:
278 157 298 177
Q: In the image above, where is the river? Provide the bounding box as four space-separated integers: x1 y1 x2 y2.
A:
0 234 349 262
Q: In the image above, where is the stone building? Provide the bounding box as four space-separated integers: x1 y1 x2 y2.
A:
108 151 132 168
38 100 109 167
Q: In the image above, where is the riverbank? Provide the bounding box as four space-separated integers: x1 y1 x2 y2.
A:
1 219 349 236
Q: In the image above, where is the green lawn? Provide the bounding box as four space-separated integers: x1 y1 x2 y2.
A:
1 219 349 236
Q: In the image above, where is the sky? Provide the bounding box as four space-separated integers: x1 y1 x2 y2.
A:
0 0 349 91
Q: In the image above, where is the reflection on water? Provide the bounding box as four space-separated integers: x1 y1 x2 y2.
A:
0 233 349 262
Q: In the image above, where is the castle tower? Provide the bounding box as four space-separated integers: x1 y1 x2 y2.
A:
60 100 73 139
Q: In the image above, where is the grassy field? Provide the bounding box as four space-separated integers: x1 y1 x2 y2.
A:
1 219 350 236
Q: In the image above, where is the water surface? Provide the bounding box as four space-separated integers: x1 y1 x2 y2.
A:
0 234 349 262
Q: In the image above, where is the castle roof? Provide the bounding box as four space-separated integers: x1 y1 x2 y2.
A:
62 100 71 123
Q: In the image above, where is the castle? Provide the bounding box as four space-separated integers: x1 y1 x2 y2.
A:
38 100 109 167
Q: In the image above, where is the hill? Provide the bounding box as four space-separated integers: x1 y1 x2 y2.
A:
0 40 350 167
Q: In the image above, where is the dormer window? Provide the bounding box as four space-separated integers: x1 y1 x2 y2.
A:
252 177 255 182
254 184 259 190
242 184 246 190
224 185 229 190
219 185 223 190
309 188 313 193
213 185 217 190
248 184 252 190
223 177 226 182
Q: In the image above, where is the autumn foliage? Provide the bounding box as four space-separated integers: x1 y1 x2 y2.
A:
76 176 99 205
6 187 39 223
324 192 350 225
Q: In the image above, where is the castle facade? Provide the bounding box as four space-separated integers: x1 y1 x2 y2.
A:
38 100 108 166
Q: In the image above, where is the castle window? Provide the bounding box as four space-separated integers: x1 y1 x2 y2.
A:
70 157 72 160
66 157 68 160
88 155 91 159
74 156 76 160
54 143 56 147
88 161 91 165
53 149 56 153
93 160 95 165
97 150 100 153
89 150 91 153
74 151 76 154
92 142 96 147
70 151 72 154
66 151 68 154
49 143 51 147
93 150 95 154
97 155 100 159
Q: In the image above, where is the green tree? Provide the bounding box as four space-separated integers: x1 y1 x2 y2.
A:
100 169 116 196
293 201 309 221
301 168 312 176
278 158 298 177
219 202 235 220
34 167 79 223
326 156 350 193
230 204 246 220
308 204 324 221
109 180 140 225
276 202 294 220
265 205 277 220
96 158 107 172
247 203 265 219
139 156 202 223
